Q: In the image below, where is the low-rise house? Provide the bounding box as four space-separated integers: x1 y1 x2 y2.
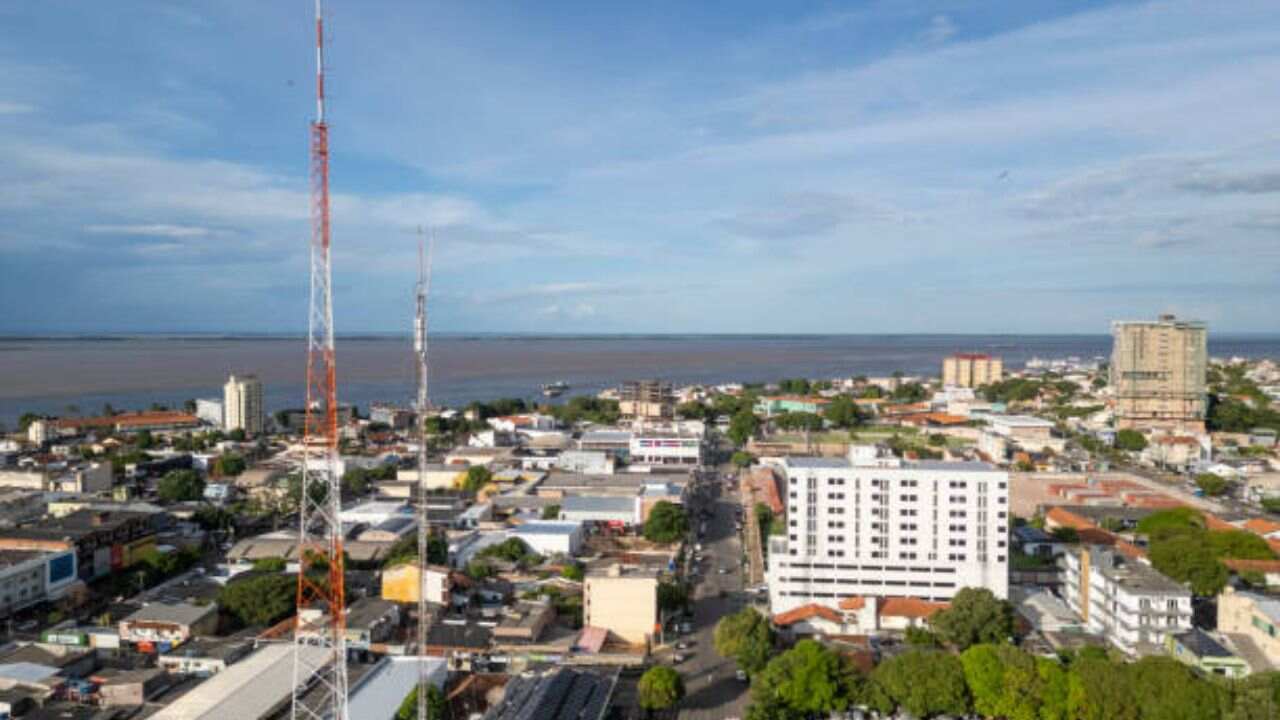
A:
555 450 615 475
1167 628 1251 678
443 447 515 468
0 509 156 581
93 668 171 706
629 431 704 468
492 601 555 643
510 522 583 557
1012 526 1058 558
118 602 218 651
423 620 492 658
382 563 454 606
345 598 400 650
158 637 253 676
559 496 638 526
482 667 616 720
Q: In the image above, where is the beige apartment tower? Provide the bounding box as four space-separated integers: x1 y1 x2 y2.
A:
1110 315 1207 433
618 380 675 422
942 353 1004 388
223 373 264 435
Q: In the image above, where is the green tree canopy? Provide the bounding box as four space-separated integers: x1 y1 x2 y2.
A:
643 501 688 544
461 465 493 493
395 683 447 720
158 469 205 503
540 503 561 520
218 573 296 627
823 395 862 428
1136 507 1203 537
749 639 860 719
676 401 711 420
1149 533 1228 596
727 409 761 447
930 587 1014 650
638 666 685 711
1115 428 1148 452
713 607 774 675
865 650 970 718
213 453 247 477
1194 472 1229 496
731 451 756 468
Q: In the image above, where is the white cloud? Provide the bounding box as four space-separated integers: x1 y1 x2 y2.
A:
921 15 956 44
84 224 216 238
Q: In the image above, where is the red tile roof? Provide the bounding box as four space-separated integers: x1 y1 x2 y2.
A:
772 603 843 627
1223 558 1280 574
1243 518 1280 536
1045 507 1096 530
838 596 867 611
878 597 948 620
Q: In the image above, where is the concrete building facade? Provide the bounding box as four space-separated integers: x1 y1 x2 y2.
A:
943 353 1004 389
583 566 658 645
766 449 1009 614
222 374 264 435
1061 546 1193 655
1217 587 1280 668
1111 315 1208 432
618 380 675 422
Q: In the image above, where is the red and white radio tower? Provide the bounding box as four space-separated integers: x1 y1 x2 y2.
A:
292 1 349 719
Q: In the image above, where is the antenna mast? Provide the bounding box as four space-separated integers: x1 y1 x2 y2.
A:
293 1 349 719
414 227 435 720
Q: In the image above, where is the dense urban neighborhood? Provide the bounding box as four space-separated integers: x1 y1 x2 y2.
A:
0 316 1276 718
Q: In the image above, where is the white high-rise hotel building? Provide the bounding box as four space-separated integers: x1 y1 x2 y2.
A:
767 446 1009 614
223 373 264 435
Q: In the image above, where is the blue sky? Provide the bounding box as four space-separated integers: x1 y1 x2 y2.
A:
1 0 1278 334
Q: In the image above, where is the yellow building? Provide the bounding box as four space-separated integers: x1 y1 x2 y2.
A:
1217 587 1280 667
1111 315 1208 432
381 563 453 606
583 565 658 646
942 354 1003 388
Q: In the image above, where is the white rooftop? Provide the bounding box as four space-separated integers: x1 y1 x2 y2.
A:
149 643 328 720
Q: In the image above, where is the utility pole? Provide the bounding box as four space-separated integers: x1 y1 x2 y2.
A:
292 2 349 719
415 227 435 720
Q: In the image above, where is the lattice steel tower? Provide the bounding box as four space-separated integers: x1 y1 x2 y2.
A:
292 1 349 719
414 228 435 720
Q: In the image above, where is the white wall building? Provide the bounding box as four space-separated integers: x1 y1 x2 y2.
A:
510 521 584 557
222 374 264 435
629 431 704 467
1061 546 1192 656
766 448 1010 614
194 399 223 428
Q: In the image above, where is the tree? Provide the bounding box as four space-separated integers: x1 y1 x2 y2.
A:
395 683 447 720
135 430 155 449
213 453 247 477
218 573 296 627
676 401 710 420
930 587 1014 650
866 650 969 718
1050 526 1080 543
1115 429 1148 452
541 504 561 520
1136 507 1203 538
891 382 929 402
960 644 1052 720
714 607 774 675
253 557 287 572
643 501 688 544
731 451 756 468
750 639 859 718
1149 533 1229 596
1194 472 1229 497
560 562 585 582
773 411 824 432
158 469 205 503
638 665 685 712
227 428 247 442
727 410 760 447
461 465 492 493
657 581 689 613
904 626 940 647
17 412 40 432
823 396 862 428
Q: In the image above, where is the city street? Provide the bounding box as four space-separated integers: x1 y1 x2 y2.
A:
676 475 751 720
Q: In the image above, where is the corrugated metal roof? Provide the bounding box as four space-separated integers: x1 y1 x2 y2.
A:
149 643 328 720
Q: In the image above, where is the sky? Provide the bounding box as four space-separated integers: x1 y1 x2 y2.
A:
1 0 1278 335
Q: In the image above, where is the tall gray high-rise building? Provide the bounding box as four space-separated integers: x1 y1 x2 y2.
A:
1110 315 1208 433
